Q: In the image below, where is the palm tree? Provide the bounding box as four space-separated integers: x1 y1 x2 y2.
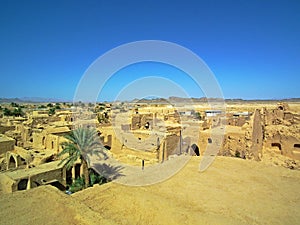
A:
58 127 107 188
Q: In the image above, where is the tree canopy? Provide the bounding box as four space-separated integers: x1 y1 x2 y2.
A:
58 127 107 169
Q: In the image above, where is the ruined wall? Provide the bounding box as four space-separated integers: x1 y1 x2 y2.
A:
102 134 112 149
131 113 153 130
198 131 211 155
199 110 262 160
264 103 291 126
0 174 14 193
5 152 27 170
98 126 116 150
264 130 300 160
14 124 32 144
249 109 263 160
140 114 153 129
222 132 247 158
0 160 66 193
201 120 211 130
0 135 15 155
0 125 15 134
227 116 246 127
263 103 300 161
164 112 180 123
131 114 141 130
158 133 180 162
11 167 65 192
32 132 67 154
165 133 180 156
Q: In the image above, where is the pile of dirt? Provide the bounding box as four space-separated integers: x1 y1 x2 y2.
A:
0 185 114 225
1 157 300 225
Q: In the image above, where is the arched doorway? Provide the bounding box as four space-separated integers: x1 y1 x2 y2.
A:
66 168 72 184
42 136 46 147
8 156 16 169
208 138 212 144
74 164 81 179
191 144 200 156
145 122 150 129
271 143 282 151
104 145 111 150
278 106 284 110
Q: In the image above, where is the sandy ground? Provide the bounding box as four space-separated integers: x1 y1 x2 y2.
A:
0 184 113 225
1 156 300 225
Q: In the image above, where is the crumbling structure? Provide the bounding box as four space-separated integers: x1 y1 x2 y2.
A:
0 101 300 193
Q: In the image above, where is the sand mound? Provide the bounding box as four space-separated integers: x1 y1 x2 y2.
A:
1 157 300 225
0 185 115 225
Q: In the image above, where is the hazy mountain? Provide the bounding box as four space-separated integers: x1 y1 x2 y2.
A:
0 97 70 103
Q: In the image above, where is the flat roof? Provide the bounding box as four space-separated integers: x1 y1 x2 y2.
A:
47 126 70 134
0 134 14 142
3 161 64 180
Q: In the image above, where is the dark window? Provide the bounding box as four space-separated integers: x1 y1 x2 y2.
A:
271 143 282 150
191 144 200 156
18 179 28 190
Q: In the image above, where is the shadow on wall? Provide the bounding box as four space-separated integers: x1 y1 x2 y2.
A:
91 163 124 181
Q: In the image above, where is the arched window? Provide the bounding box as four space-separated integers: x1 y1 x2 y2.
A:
8 156 16 169
191 144 200 156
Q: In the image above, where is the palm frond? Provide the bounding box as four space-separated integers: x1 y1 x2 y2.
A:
59 127 108 169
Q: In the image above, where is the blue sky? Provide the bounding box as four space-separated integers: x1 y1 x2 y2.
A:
0 0 299 101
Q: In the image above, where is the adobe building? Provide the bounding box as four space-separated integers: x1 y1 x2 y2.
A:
226 112 251 126
0 160 66 193
0 134 15 155
1 99 299 190
262 103 300 161
32 126 70 154
131 113 153 130
197 108 263 161
0 123 14 134
158 126 181 162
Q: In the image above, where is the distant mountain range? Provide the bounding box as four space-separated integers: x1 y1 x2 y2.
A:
0 96 299 104
137 96 300 104
0 97 70 103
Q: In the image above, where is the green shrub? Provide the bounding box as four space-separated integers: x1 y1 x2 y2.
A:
48 108 55 115
69 176 85 193
68 172 107 193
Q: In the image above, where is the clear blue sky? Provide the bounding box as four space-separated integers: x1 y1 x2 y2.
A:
0 0 299 101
